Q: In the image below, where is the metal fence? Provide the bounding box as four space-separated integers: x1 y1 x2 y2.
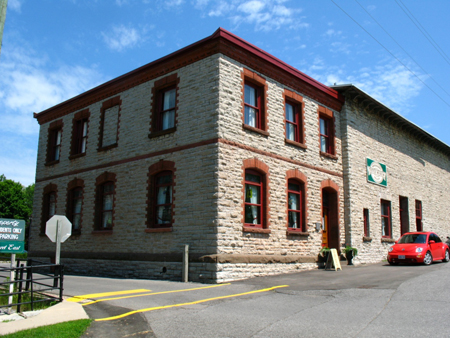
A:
0 259 64 313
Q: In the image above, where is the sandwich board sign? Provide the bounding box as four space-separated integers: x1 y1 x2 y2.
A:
0 218 26 253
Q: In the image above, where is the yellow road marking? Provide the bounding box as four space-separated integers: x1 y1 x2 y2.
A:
66 289 151 302
95 285 289 321
83 283 231 306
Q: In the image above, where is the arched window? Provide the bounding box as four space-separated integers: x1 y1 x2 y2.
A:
66 179 84 234
287 179 303 230
154 171 173 226
146 161 175 231
94 172 116 231
41 184 58 234
244 170 263 226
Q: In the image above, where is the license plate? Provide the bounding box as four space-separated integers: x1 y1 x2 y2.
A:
398 255 405 259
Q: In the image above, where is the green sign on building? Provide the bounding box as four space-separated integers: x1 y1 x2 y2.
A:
0 218 26 253
366 158 387 187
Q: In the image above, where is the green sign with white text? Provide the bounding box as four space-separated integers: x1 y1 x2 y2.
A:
0 218 26 253
366 158 387 187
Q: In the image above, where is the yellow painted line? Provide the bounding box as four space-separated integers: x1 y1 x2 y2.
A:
83 283 231 306
95 285 289 321
66 289 151 302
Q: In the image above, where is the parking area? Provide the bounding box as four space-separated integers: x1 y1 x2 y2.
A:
59 261 450 337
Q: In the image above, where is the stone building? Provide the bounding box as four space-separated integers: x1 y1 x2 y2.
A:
29 28 450 282
334 84 450 265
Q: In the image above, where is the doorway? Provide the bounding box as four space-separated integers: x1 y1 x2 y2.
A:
322 188 339 250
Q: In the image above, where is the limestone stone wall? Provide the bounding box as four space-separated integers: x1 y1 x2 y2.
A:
214 56 345 280
341 99 450 265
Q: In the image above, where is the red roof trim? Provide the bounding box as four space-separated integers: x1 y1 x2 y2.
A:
34 27 343 123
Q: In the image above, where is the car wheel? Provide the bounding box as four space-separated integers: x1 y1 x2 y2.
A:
423 251 433 265
443 250 450 263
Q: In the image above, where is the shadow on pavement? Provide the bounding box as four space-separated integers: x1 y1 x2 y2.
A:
81 301 156 338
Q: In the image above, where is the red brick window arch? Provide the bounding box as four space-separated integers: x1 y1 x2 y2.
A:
150 74 179 137
94 172 116 232
286 169 308 233
241 69 269 136
66 178 84 234
242 158 270 233
146 160 176 232
40 183 58 234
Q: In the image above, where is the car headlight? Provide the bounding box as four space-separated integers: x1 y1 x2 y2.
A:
416 247 423 253
388 246 394 253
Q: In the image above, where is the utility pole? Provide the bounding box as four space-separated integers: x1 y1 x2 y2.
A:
0 0 8 57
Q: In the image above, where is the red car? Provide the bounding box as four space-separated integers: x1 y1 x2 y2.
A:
387 232 450 265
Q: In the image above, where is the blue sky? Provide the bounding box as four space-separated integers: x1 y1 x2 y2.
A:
2 0 450 186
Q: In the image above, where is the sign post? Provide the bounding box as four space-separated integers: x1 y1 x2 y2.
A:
46 215 72 265
0 218 27 313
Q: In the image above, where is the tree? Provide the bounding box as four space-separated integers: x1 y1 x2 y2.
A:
0 175 34 221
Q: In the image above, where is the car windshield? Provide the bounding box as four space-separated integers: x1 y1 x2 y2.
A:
398 234 427 244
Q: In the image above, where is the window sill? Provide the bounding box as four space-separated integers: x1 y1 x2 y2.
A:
98 143 118 152
320 151 338 160
69 153 86 160
242 124 270 137
381 237 395 243
285 139 307 150
149 127 177 139
243 226 271 234
363 236 372 242
286 230 309 236
145 227 173 233
92 230 113 235
45 160 60 166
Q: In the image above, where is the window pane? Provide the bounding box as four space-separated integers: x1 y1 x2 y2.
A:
320 118 327 135
162 109 175 130
286 123 295 141
103 194 113 211
245 205 260 225
244 85 256 106
288 192 299 210
289 211 300 228
102 105 119 147
381 218 388 236
73 214 81 230
156 205 172 224
48 193 56 218
245 173 261 184
320 136 328 152
102 211 112 228
245 184 260 204
245 106 256 127
157 186 172 205
163 89 176 110
285 103 295 122
156 174 172 185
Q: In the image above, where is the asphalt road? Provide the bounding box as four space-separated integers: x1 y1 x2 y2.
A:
59 261 450 338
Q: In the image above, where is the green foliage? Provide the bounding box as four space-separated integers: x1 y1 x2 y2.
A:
319 246 330 257
343 245 358 256
0 175 34 221
0 319 93 338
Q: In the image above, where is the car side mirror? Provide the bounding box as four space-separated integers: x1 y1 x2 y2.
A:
395 241 398 244
429 240 435 244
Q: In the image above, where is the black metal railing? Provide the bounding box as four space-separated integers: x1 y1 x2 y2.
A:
0 259 64 313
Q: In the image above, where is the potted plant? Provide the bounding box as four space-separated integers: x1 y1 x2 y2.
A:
319 247 331 265
343 245 358 265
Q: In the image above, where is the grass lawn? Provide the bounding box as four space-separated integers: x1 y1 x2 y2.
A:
0 319 92 338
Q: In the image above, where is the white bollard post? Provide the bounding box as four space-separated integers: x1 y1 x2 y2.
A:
182 244 189 282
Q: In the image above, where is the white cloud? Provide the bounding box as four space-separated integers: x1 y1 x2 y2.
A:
102 25 142 52
7 0 22 12
201 0 306 32
0 43 104 185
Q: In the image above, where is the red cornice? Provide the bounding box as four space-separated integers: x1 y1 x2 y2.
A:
34 28 344 125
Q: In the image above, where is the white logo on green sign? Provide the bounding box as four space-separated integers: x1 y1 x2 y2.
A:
367 158 387 187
